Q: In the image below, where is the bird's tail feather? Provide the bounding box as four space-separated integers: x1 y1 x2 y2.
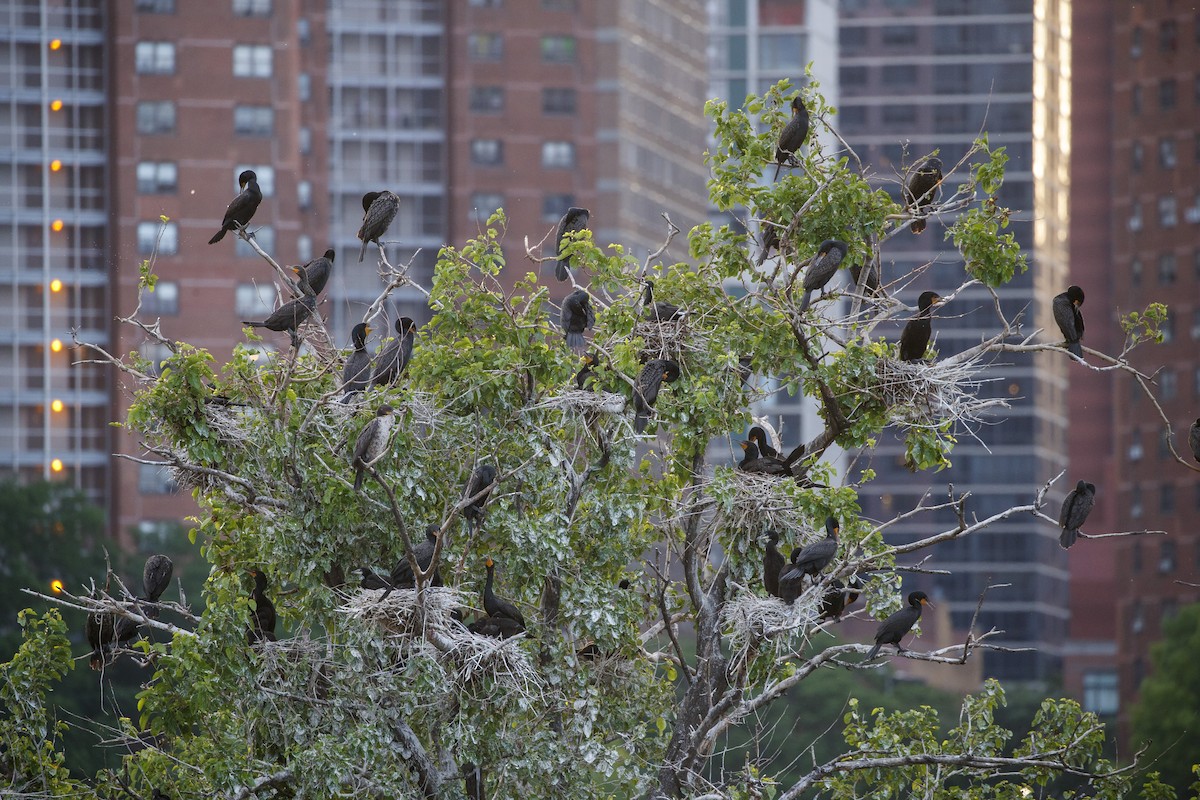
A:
634 413 648 434
1067 342 1082 357
354 468 364 492
566 331 585 352
208 228 226 244
798 290 814 313
358 239 369 263
866 642 881 659
1059 528 1078 549
555 261 570 281
772 162 782 182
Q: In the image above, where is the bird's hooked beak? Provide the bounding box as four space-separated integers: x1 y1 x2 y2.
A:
921 597 934 608
739 441 749 451
365 326 372 335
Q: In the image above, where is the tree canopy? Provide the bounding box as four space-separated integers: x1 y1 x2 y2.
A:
1131 603 1200 793
3 79 1180 800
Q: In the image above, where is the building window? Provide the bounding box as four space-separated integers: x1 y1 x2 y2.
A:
882 64 917 86
235 164 274 195
233 44 272 77
135 41 175 74
469 192 504 223
135 0 175 12
1159 195 1178 227
296 235 312 262
882 105 917 125
1191 309 1200 341
233 0 271 16
542 87 577 114
540 35 576 63
137 221 178 255
136 161 177 193
1160 485 1176 517
469 86 504 113
1160 310 1174 343
1131 599 1145 633
542 0 576 9
542 193 574 223
1131 141 1144 172
468 0 502 6
840 66 868 87
470 138 503 165
1128 202 1143 232
136 101 175 134
1130 26 1142 58
1132 84 1143 115
1159 253 1177 284
881 25 917 45
1159 370 1177 401
1158 137 1176 169
235 226 274 258
235 283 275 318
298 73 311 102
138 463 178 494
141 280 179 315
297 180 312 210
1128 429 1143 461
541 141 575 168
468 33 503 61
299 127 312 155
1130 486 1143 521
1159 539 1177 572
1082 671 1118 716
1160 19 1178 52
233 105 273 136
1159 78 1177 110
297 18 311 43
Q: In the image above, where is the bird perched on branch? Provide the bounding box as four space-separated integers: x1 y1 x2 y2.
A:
242 271 317 349
797 239 849 313
339 323 372 403
352 404 395 492
867 591 931 658
552 207 591 281
463 464 497 527
762 530 785 599
141 554 173 607
370 317 416 387
358 190 399 262
633 358 681 433
1052 285 1086 358
642 280 682 322
208 169 262 244
850 261 881 297
793 517 840 578
772 94 810 181
904 158 943 234
1058 480 1096 549
294 248 335 296
561 289 595 353
898 290 942 362
248 569 277 643
757 223 780 268
377 524 442 599
819 576 863 622
1190 419 1200 463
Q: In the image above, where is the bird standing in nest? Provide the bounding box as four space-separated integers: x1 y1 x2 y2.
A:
898 291 942 362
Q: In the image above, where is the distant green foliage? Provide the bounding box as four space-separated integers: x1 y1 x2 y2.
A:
1132 603 1200 793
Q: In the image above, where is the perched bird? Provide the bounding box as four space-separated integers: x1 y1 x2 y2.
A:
1052 285 1086 358
352 404 395 492
358 566 391 591
141 554 174 604
866 591 931 658
819 577 863 622
482 557 525 628
208 169 262 244
748 426 779 459
898 290 942 362
463 762 484 800
777 554 805 605
756 224 780 268
737 440 791 477
772 94 810 181
379 525 442 599
797 239 849 313
339 323 373 403
575 352 601 390
357 190 400 262
642 281 682 322
370 317 417 388
560 289 595 353
468 614 525 639
904 158 943 234
248 569 277 644
850 261 881 297
463 464 498 526
791 517 839 578
242 271 317 349
762 530 785 599
294 249 335 296
1190 418 1200 463
552 207 591 281
85 603 119 670
1058 480 1096 549
633 358 681 433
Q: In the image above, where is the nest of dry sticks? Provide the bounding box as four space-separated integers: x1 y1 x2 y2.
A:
874 356 1005 429
531 390 627 414
632 315 699 363
695 468 817 536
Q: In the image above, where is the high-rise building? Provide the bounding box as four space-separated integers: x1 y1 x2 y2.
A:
838 0 1069 683
5 0 714 543
1109 4 1200 742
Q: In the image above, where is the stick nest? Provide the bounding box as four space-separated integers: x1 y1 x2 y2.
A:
723 589 821 659
632 315 700 362
693 468 817 535
874 357 1006 429
530 390 627 414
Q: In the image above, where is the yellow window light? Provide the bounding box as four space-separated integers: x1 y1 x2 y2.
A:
49 39 62 51
51 219 64 232
51 399 64 413
50 458 64 473
50 159 62 172
50 338 63 353
51 579 64 594
50 99 63 111
50 279 63 293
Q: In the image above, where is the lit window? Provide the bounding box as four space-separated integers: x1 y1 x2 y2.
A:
296 235 312 262
541 35 576 63
1082 671 1118 716
297 180 312 210
542 87 576 114
233 44 272 77
541 141 575 169
136 100 175 134
467 33 503 61
135 41 175 74
542 193 574 223
233 0 271 16
234 105 274 136
236 283 275 318
136 161 177 193
469 86 504 113
235 225 275 258
141 280 179 315
137 221 178 255
469 192 504 223
470 138 503 165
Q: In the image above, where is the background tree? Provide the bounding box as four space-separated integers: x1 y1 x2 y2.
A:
3 80 1176 799
1132 603 1200 792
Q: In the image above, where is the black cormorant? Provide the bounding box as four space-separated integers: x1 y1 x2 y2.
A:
1058 479 1096 549
482 558 525 628
560 289 594 353
370 317 416 387
552 207 591 281
904 158 943 234
352 404 395 491
1190 418 1200 463
208 169 262 244
867 591 931 658
142 554 173 604
358 190 400 262
642 281 682 322
633 359 681 433
379 524 442 599
248 569 277 643
772 94 810 181
295 249 335 296
763 530 785 598
1052 285 1086 357
898 291 942 362
797 239 849 313
464 465 497 526
242 271 317 349
756 224 780 268
748 426 778 459
575 352 601 390
791 517 839 577
340 323 372 403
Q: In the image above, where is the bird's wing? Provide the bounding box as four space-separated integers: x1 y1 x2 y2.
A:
1052 295 1078 340
1058 490 1077 528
